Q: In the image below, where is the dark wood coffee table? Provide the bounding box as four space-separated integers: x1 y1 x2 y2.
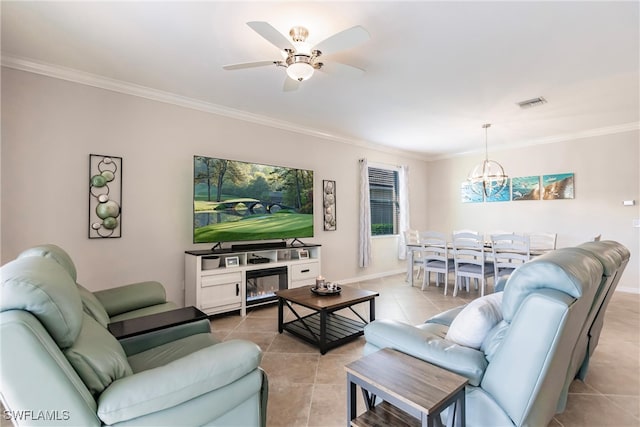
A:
275 285 378 354
107 306 208 340
345 348 468 427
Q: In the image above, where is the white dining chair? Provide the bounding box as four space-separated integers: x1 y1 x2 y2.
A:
404 229 423 283
491 233 531 282
452 232 494 297
419 231 455 295
527 232 557 256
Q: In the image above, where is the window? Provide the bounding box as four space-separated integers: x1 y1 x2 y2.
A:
368 166 399 236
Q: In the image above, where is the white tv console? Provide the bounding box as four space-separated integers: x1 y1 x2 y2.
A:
185 244 321 316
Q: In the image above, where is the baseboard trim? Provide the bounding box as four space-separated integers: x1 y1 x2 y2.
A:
616 286 640 294
338 269 406 285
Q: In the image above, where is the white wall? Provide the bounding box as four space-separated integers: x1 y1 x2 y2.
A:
427 131 640 292
1 68 429 304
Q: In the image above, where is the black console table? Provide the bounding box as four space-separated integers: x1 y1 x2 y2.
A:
107 306 208 340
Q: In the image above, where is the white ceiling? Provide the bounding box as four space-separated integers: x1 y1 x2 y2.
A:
2 1 638 159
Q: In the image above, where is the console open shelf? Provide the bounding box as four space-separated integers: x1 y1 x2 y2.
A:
185 244 321 316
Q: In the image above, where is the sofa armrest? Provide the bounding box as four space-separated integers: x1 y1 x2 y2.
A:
119 319 213 356
97 339 262 425
364 319 488 386
425 305 466 327
94 281 168 317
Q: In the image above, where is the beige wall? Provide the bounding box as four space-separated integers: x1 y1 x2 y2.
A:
426 131 640 292
0 68 429 304
2 66 637 304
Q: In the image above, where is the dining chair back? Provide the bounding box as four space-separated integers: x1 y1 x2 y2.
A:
404 229 423 281
491 233 531 282
528 232 557 255
452 232 494 297
419 231 455 295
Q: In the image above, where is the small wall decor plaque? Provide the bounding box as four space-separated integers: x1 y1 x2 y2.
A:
89 154 122 238
323 180 336 231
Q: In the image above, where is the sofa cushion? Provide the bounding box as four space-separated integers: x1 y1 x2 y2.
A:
65 314 132 396
0 257 82 348
127 333 218 373
17 244 78 281
77 284 110 328
445 292 503 349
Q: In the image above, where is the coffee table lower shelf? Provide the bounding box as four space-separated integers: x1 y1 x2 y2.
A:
282 312 365 353
351 401 421 427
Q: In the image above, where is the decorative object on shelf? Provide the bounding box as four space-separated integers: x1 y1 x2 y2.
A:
311 284 342 295
542 173 574 200
467 124 509 198
298 249 309 259
225 256 240 268
512 176 541 201
323 180 337 231
89 154 122 238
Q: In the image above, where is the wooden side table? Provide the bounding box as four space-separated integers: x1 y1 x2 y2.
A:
345 348 468 427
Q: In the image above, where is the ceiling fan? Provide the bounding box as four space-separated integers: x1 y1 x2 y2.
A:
223 21 370 91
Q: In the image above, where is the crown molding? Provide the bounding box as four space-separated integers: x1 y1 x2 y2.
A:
3 55 635 163
431 121 640 161
1 55 429 161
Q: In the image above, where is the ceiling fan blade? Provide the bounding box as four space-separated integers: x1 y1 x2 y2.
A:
247 21 294 51
223 60 275 70
319 62 365 78
312 26 370 56
283 76 300 92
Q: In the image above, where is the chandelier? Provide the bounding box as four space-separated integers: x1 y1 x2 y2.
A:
467 123 509 198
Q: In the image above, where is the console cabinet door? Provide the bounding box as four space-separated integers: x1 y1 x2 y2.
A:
200 272 242 312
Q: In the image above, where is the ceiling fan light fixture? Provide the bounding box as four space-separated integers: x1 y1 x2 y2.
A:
286 60 314 81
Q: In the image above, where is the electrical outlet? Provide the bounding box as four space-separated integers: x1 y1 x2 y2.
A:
633 218 640 228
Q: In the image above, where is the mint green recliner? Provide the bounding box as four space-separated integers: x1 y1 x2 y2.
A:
17 244 178 324
1 255 269 426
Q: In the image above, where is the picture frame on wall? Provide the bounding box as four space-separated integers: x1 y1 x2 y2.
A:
89 154 123 238
323 180 337 231
542 173 574 200
511 176 541 201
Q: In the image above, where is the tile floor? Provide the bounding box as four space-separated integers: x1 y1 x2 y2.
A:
211 274 640 427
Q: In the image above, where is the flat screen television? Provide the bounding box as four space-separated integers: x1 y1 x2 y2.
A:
193 155 314 245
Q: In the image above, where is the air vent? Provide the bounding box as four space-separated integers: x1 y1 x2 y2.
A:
517 97 547 109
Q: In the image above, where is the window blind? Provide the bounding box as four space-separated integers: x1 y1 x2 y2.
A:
368 166 399 236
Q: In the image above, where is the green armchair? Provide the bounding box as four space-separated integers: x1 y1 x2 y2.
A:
1 252 268 426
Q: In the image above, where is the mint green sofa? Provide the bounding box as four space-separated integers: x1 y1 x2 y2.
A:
1 251 269 426
364 241 628 427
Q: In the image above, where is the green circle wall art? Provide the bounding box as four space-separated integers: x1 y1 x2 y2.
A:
89 154 122 238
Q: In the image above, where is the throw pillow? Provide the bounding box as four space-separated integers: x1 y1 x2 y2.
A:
445 292 504 349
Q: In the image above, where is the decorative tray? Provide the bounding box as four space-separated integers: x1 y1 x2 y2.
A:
311 285 342 296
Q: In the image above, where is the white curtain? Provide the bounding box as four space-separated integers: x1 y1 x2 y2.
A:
358 159 372 268
397 165 410 260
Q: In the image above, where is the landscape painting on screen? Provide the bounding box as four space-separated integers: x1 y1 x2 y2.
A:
542 173 574 200
193 156 313 243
